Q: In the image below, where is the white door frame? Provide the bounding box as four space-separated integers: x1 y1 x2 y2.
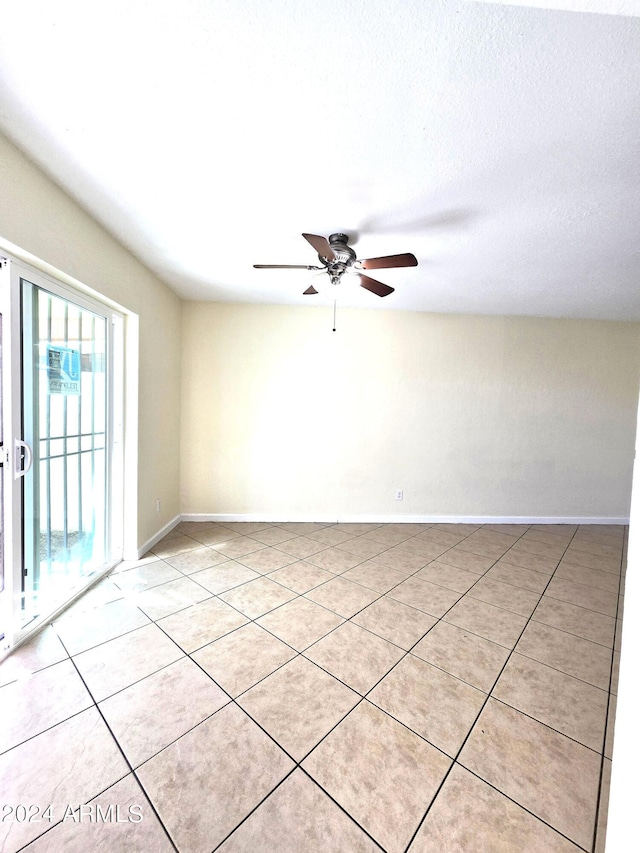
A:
0 254 125 652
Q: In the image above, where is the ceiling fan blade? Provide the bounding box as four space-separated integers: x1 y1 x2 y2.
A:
359 253 418 270
303 285 318 295
253 264 321 270
302 233 336 261
359 274 394 297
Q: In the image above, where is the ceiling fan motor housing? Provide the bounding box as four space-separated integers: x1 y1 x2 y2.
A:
325 234 356 280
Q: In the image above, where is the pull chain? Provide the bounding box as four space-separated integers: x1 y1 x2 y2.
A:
332 300 337 332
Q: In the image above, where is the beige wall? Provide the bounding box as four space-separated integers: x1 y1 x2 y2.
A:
180 302 640 520
0 132 182 550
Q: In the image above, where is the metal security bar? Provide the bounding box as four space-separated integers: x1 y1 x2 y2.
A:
23 282 108 620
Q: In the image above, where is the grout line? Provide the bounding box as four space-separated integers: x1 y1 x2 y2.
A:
591 524 627 853
401 524 583 853
45 635 180 853
10 521 626 853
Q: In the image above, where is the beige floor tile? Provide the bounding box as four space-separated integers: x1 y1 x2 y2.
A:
360 527 418 547
409 763 581 852
218 521 273 534
468 530 519 545
530 524 577 536
257 597 343 650
0 708 128 852
498 549 558 574
188 561 261 594
507 537 566 560
218 576 297 618
113 554 164 573
444 596 527 648
189 526 240 546
248 526 298 546
435 547 496 573
605 692 617 758
273 535 327 558
236 546 297 573
555 561 620 593
157 526 185 541
392 537 450 560
369 654 486 756
412 621 509 693
615 615 623 650
569 539 622 560
387 577 461 618
192 622 296 697
210 535 266 558
611 649 620 694
383 523 432 535
341 561 409 592
132 576 211 620
137 704 294 853
54 597 151 656
516 620 613 690
0 658 92 753
73 622 184 702
522 530 573 547
485 560 549 593
59 576 125 616
303 700 451 853
305 621 404 694
310 526 358 546
492 653 608 751
164 546 229 573
99 657 229 766
595 758 612 853
532 595 616 647
562 549 621 574
334 522 385 535
455 535 512 560
111 561 183 593
352 597 437 650
467 576 540 617
414 561 482 593
371 546 431 572
175 520 218 535
432 522 482 535
304 576 379 618
304 547 364 573
414 527 469 547
267 560 335 594
156 597 249 653
482 523 531 536
459 699 601 849
276 521 332 534
574 529 623 546
335 537 390 558
217 770 379 852
24 773 174 853
151 533 202 558
238 656 360 760
0 626 68 688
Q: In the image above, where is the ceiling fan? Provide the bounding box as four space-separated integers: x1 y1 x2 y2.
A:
253 233 418 297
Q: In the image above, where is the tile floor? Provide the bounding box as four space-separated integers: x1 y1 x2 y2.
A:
0 520 625 852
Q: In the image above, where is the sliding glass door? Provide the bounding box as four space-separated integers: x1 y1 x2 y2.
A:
1 259 123 648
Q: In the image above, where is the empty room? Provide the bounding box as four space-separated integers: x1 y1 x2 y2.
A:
0 1 639 852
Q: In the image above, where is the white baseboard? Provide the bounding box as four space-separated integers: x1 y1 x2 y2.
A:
135 514 181 559
179 513 629 526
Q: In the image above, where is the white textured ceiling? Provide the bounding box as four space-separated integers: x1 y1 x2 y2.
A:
1 0 639 319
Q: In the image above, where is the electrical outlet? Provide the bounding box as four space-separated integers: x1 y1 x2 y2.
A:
395 489 403 501
156 498 161 512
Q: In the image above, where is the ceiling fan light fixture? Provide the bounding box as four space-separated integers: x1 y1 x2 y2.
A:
253 232 418 299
